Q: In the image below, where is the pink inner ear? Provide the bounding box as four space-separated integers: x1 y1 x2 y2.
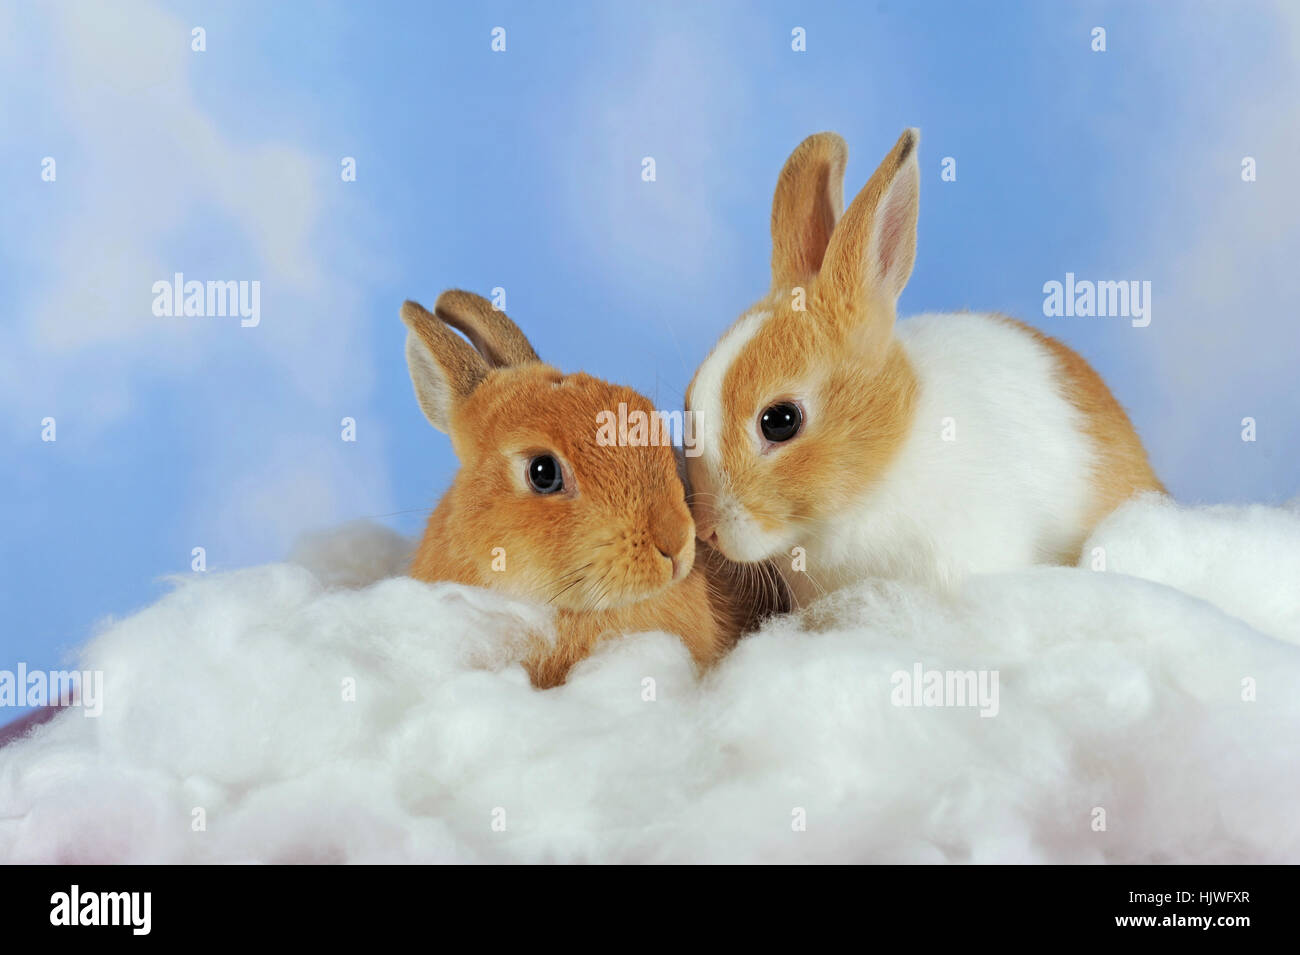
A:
871 173 918 296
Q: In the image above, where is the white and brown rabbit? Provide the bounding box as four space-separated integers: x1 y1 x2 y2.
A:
685 129 1164 605
402 291 778 687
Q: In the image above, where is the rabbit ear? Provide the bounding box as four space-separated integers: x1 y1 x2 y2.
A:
770 132 848 288
433 289 540 368
818 128 920 319
402 299 488 433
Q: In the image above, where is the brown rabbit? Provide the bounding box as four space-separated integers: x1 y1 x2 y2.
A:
402 291 781 687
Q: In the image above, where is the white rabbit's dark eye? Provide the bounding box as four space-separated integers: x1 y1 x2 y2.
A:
526 455 564 494
759 402 803 443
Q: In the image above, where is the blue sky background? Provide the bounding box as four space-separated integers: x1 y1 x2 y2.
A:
2 0 1298 682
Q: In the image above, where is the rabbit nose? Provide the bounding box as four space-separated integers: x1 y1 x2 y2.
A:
650 505 690 560
651 523 692 581
654 538 685 576
656 543 679 578
690 499 718 546
657 544 692 582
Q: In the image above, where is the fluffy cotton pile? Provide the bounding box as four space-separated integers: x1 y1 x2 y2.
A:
1 497 1298 863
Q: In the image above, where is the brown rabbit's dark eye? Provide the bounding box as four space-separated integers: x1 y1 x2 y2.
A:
526 455 564 494
759 402 803 443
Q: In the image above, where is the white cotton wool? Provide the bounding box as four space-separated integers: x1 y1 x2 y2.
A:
1086 493 1300 644
0 502 1297 863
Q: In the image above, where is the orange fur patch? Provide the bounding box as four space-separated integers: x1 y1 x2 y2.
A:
687 287 919 543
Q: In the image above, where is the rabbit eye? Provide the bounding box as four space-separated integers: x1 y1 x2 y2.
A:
759 402 803 443
526 454 564 494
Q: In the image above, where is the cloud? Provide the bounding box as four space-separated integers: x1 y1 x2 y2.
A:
0 0 392 554
6 1 321 357
1139 2 1300 501
553 4 757 285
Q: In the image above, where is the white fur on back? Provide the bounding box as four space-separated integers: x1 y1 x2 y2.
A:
787 312 1095 604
